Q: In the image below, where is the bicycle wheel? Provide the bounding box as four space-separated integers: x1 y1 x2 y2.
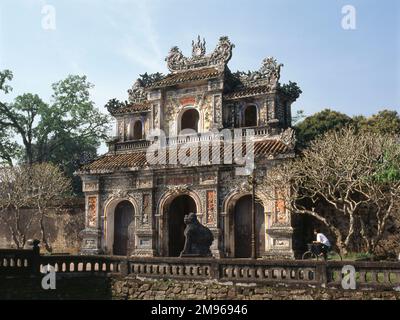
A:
302 251 318 260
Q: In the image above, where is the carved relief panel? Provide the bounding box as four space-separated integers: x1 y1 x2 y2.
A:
117 118 124 140
200 173 217 185
213 94 222 128
166 176 194 186
103 175 136 192
275 188 288 224
83 181 99 193
137 177 153 189
87 196 98 228
141 193 152 226
152 103 161 130
259 98 268 126
206 190 216 225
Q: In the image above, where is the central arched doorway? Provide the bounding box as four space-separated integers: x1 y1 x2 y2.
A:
233 195 265 258
167 195 197 257
243 105 258 127
113 201 134 256
133 120 143 140
180 109 199 132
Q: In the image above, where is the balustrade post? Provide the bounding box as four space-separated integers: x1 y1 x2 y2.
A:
316 263 327 287
210 261 220 280
120 259 129 276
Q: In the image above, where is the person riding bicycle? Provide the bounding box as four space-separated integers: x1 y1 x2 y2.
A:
312 229 331 260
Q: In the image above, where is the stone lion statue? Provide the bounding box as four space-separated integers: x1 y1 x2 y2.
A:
180 212 214 257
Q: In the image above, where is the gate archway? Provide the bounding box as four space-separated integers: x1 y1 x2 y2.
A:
158 191 201 257
113 200 134 256
223 193 265 258
233 195 264 258
104 198 138 256
167 195 197 257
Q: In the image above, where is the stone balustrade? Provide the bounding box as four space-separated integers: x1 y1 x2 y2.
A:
327 260 400 289
39 255 123 274
1 248 400 290
0 249 34 274
112 139 151 152
109 126 277 152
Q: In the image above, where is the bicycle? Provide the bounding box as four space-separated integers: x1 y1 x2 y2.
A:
302 243 342 261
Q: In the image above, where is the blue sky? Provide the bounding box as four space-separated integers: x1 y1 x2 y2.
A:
0 0 399 121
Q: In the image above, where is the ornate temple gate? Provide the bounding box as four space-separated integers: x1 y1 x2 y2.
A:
78 36 299 259
113 201 135 256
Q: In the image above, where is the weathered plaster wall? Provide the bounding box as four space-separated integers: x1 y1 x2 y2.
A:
0 200 85 254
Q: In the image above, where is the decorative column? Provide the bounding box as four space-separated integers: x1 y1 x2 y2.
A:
133 176 156 257
80 176 103 255
263 187 294 259
208 77 223 129
266 93 280 133
148 89 162 131
205 189 222 258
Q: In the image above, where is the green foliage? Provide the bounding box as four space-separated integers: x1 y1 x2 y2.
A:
0 69 13 94
295 109 353 149
373 142 400 184
0 71 110 194
138 72 165 87
105 98 126 114
0 128 21 166
295 109 400 150
358 110 400 136
342 252 374 261
280 81 302 102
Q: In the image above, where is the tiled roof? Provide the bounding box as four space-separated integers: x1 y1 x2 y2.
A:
149 68 222 88
80 139 291 173
112 102 150 115
224 85 271 100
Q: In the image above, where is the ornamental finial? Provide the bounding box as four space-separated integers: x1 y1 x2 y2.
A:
192 35 206 57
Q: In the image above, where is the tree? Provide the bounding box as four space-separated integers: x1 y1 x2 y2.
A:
262 128 400 255
0 93 48 165
28 163 71 252
0 71 110 193
0 163 70 251
358 110 400 136
358 135 400 253
0 166 36 248
280 81 302 103
0 70 22 166
0 127 20 167
294 109 353 149
295 109 400 149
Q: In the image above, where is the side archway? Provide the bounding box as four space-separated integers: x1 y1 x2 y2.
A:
222 191 266 258
103 197 139 255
